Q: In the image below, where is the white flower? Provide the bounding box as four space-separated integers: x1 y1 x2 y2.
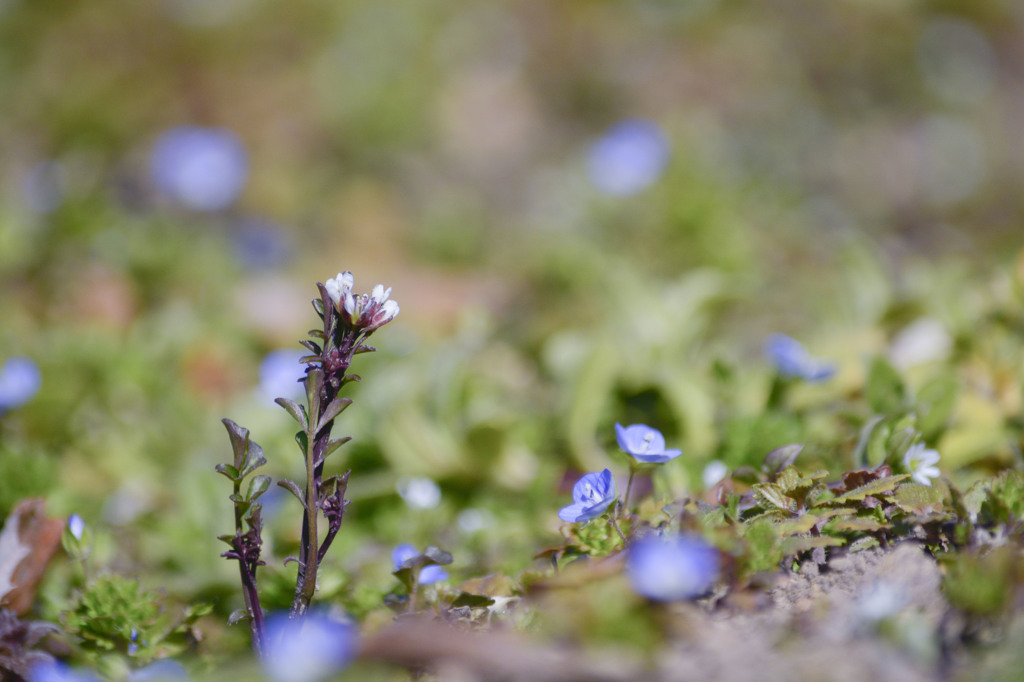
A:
324 271 354 306
903 442 941 486
396 476 441 510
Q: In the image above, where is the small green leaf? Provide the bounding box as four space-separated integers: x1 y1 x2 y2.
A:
215 463 240 481
275 398 308 431
752 482 798 514
277 479 307 508
852 415 885 469
917 374 959 440
295 430 309 455
818 474 910 505
316 397 353 434
866 356 906 415
246 475 272 502
450 593 495 608
322 437 352 460
763 444 802 478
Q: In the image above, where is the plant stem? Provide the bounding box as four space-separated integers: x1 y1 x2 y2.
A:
622 467 637 517
608 514 628 545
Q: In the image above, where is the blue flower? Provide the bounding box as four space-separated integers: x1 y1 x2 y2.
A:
262 612 357 682
626 534 719 601
127 659 188 681
258 349 308 406
391 544 449 584
558 469 617 523
586 118 670 197
763 334 835 382
615 423 682 464
0 356 41 413
149 126 248 212
30 663 100 682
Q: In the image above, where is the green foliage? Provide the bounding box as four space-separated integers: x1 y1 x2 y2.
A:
62 574 208 667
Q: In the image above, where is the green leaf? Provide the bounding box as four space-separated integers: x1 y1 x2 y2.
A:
893 482 945 514
227 609 249 626
295 430 309 455
275 397 308 431
751 482 798 514
866 356 906 415
277 479 307 508
246 475 272 502
852 416 885 469
450 593 495 608
322 437 352 460
763 444 802 479
316 397 353 434
916 374 959 440
305 368 324 420
818 474 910 505
215 463 240 482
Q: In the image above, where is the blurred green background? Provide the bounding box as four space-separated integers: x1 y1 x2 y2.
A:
2 0 1024 660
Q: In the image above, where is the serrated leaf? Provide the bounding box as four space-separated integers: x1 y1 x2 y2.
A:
777 514 821 536
246 475 273 502
316 397 353 434
215 463 240 481
894 482 945 514
752 482 798 514
781 535 846 555
763 444 803 478
275 398 308 431
818 474 910 505
775 466 802 493
277 479 307 508
826 517 889 533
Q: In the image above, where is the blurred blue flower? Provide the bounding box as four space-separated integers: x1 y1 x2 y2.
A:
149 126 248 212
626 534 719 601
391 544 449 584
0 356 41 413
417 564 449 585
67 514 85 541
558 469 617 523
30 663 100 682
586 118 670 197
763 334 835 382
258 349 307 406
127 659 189 681
229 217 292 270
262 612 357 682
615 423 682 464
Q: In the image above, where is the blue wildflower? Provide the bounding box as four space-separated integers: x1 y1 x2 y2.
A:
30 663 101 682
391 544 449 584
586 118 670 197
763 334 835 382
258 349 307 406
615 423 682 464
262 612 357 682
149 126 248 212
0 356 41 413
558 469 617 523
626 534 720 601
127 659 189 681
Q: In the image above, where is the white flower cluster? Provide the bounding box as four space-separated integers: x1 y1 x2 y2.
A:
325 271 399 331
